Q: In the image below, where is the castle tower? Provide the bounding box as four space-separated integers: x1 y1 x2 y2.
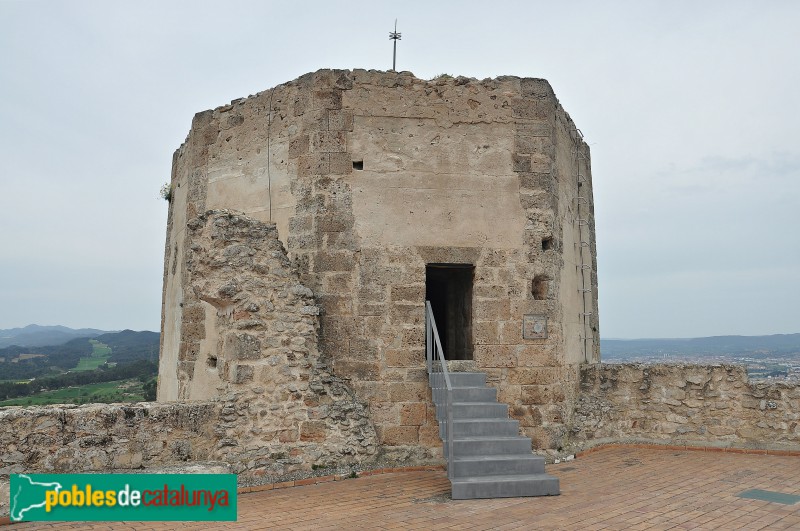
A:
159 69 599 456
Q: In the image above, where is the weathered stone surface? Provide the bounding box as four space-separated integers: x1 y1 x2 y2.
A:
573 364 800 452
157 69 600 462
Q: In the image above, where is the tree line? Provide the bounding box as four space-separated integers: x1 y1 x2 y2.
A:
0 359 158 401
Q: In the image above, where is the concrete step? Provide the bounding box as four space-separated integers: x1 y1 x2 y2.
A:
436 402 508 420
432 386 497 404
450 474 560 500
427 365 560 498
444 436 532 457
451 454 547 478
430 372 486 387
441 418 520 438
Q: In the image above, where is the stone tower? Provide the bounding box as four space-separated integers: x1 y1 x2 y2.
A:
159 69 599 457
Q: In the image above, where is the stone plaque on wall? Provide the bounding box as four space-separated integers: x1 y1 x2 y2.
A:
523 315 547 339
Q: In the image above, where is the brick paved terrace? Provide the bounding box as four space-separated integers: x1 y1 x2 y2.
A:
9 446 800 530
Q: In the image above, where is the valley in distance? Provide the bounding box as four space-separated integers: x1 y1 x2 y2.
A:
1 326 798 407
0 325 159 406
601 333 800 382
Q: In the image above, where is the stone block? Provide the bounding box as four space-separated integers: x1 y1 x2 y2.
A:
321 272 354 294
328 110 353 131
518 171 555 192
276 427 298 443
227 333 262 360
288 135 309 158
474 299 511 320
329 153 353 174
389 303 424 326
180 320 206 342
353 381 390 402
381 426 419 446
512 154 531 172
312 89 342 110
520 384 564 405
530 153 553 173
297 153 329 176
474 345 517 368
515 135 554 156
507 367 562 385
300 421 327 442
347 338 379 360
335 361 380 381
182 303 205 323
385 348 424 368
419 424 441 447
473 321 499 345
499 321 523 344
520 79 553 98
178 341 198 362
474 284 508 298
511 97 554 120
317 213 353 233
233 364 254 384
314 251 355 272
312 131 347 153
519 191 557 211
400 403 426 426
401 327 425 348
390 285 425 302
515 121 551 137
389 382 429 402
318 294 353 315
357 302 386 316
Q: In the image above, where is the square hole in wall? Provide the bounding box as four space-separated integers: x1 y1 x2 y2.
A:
532 275 550 300
541 236 553 251
353 160 364 170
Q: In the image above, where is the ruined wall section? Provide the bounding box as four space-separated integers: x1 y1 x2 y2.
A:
169 210 377 466
573 364 800 451
4 211 380 514
160 83 302 400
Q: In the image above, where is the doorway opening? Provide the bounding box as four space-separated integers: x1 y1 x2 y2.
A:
425 264 474 360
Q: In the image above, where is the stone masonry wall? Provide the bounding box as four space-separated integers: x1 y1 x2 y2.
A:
160 209 378 463
161 69 600 459
573 364 800 452
278 70 598 456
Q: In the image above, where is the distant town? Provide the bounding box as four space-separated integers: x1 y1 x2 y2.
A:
601 334 800 383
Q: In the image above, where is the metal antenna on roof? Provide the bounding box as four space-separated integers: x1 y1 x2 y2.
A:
389 19 401 71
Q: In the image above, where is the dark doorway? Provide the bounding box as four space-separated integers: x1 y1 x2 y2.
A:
425 264 474 360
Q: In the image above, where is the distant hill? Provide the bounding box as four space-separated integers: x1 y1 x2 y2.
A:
601 333 800 359
96 330 160 364
0 324 111 348
0 329 159 380
0 329 160 402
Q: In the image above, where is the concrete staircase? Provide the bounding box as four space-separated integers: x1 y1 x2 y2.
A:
430 371 560 500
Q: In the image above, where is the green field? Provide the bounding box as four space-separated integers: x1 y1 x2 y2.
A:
73 340 112 371
0 379 146 406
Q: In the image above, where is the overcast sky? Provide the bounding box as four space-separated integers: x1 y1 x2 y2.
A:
1 0 797 338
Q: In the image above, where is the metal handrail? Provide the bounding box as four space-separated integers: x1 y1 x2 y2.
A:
425 301 455 479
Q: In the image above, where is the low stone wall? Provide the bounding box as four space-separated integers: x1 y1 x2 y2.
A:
0 387 381 518
574 363 800 452
0 402 220 475
0 402 215 518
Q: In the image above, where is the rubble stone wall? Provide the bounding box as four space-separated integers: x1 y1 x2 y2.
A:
0 209 385 517
574 364 800 451
0 211 382 516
